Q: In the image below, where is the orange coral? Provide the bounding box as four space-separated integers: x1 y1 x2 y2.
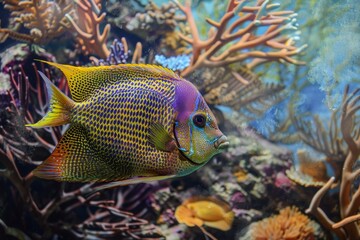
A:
175 0 307 77
66 0 110 58
286 150 331 187
251 206 314 240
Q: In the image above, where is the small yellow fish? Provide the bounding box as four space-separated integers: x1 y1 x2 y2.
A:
175 197 234 231
26 61 229 186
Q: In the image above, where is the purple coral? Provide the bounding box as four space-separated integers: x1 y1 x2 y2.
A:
97 38 130 65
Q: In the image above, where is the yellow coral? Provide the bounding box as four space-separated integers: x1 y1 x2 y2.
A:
251 206 314 240
175 197 234 231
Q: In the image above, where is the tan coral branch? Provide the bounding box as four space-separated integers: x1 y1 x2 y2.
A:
66 0 110 58
305 177 346 240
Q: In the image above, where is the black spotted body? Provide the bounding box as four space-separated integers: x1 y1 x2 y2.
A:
71 74 190 181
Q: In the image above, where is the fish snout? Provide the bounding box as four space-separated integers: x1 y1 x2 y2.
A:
214 135 229 150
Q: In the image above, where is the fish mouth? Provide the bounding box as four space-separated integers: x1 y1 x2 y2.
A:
214 135 229 150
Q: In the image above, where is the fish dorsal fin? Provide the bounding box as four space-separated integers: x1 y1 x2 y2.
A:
38 60 180 102
33 124 116 182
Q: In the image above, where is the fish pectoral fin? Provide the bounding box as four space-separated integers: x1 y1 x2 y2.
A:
33 124 113 182
85 175 177 194
149 123 177 152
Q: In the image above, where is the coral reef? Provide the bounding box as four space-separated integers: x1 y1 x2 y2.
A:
0 0 357 239
192 66 286 122
0 0 73 44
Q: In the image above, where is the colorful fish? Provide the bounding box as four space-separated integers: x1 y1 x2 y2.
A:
26 61 229 186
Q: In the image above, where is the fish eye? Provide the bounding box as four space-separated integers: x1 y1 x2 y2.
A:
193 114 206 128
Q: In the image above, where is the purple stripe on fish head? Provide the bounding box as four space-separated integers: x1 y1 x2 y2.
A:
173 80 199 121
172 79 200 155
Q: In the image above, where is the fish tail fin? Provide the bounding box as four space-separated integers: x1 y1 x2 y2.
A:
26 71 75 128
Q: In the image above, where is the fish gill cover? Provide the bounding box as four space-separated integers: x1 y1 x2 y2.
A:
0 0 359 239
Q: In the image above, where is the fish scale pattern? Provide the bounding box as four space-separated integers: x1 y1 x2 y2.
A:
71 75 190 180
33 124 116 181
67 65 179 102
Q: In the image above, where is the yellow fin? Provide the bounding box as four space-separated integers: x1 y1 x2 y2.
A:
36 59 95 102
149 123 176 152
26 71 74 128
37 60 180 102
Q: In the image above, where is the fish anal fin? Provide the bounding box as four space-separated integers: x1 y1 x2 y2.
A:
149 123 176 152
33 124 113 182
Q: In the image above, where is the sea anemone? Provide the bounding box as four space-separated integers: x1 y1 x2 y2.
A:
249 206 314 240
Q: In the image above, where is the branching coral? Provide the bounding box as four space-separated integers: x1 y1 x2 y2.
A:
65 0 110 58
305 86 360 240
250 206 315 240
175 0 307 77
0 0 73 44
